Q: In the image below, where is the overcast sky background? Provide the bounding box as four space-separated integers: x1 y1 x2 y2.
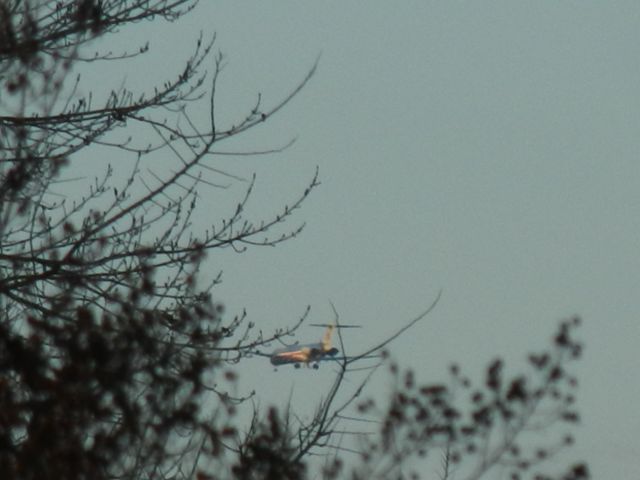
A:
80 1 640 477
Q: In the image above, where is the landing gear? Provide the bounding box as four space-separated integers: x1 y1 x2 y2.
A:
294 363 301 369
312 363 319 370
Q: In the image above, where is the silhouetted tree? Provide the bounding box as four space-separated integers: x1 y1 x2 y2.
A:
1 1 316 478
230 303 588 480
349 317 588 480
0 2 588 480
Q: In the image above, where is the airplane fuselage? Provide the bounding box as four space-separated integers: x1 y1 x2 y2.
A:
270 343 339 366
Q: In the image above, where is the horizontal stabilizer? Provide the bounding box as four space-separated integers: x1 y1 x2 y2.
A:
309 323 361 328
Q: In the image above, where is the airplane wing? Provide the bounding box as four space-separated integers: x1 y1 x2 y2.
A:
314 350 381 363
306 352 382 371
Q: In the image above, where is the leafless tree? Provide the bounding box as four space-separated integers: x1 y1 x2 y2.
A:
229 302 588 480
348 317 588 480
1 1 317 479
0 2 589 480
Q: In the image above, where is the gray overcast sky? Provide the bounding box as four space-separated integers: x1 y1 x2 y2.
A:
86 1 640 477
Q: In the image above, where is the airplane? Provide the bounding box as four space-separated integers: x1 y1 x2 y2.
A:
255 322 362 369
254 291 442 370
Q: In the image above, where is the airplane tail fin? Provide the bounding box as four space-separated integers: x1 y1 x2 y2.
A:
321 324 335 352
